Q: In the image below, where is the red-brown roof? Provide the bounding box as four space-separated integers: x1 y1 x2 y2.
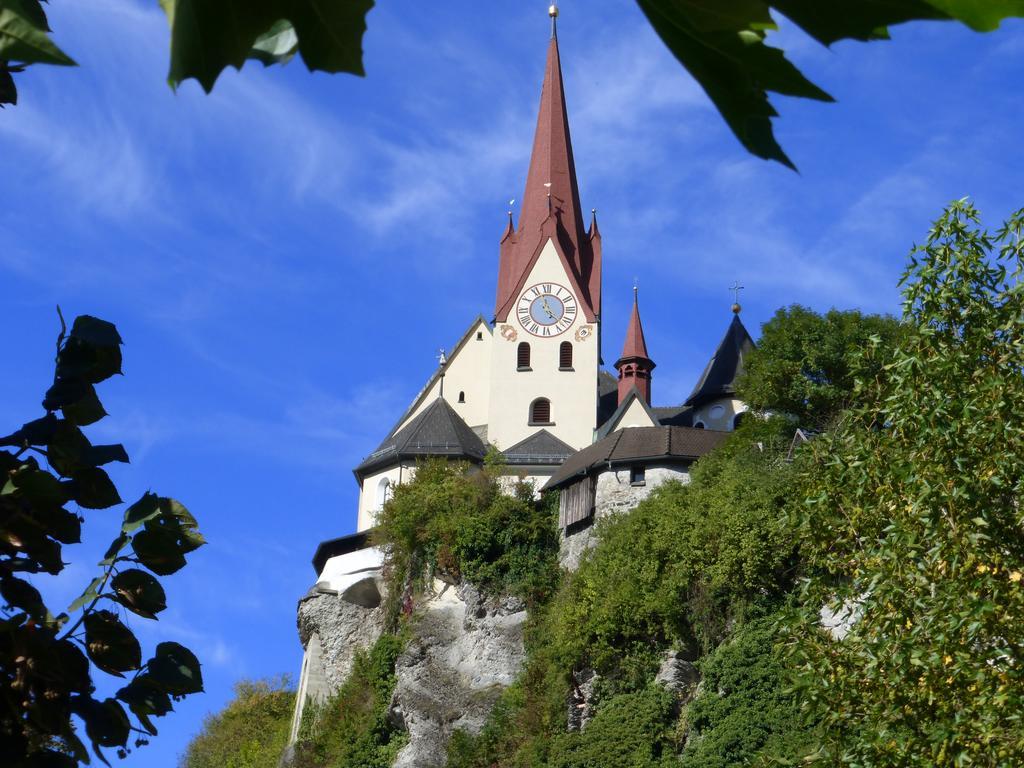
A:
494 31 599 322
618 290 651 363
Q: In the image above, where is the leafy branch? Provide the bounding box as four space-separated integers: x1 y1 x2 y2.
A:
0 313 205 766
3 1 1024 167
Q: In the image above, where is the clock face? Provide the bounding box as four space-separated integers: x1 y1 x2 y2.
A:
516 282 577 337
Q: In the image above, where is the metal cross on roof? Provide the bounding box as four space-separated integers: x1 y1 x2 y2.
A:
729 281 744 304
729 281 744 314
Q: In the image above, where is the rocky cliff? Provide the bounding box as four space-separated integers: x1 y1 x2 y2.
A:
293 576 528 767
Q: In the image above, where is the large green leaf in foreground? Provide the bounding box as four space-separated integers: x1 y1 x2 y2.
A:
634 0 1024 168
158 0 374 92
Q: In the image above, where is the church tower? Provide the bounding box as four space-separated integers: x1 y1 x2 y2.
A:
487 9 601 452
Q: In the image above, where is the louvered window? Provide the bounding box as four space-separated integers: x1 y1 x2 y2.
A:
517 342 531 370
530 398 551 424
559 341 573 370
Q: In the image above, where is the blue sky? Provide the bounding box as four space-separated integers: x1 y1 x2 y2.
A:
2 1 1023 765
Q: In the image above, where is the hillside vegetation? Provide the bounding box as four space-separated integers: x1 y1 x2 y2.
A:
183 201 1024 767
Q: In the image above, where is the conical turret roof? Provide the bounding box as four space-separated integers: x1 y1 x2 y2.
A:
684 314 755 408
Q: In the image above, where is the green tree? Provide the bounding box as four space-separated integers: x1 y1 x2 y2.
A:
736 305 903 429
1 314 204 766
180 677 294 768
4 1 1023 167
790 200 1024 766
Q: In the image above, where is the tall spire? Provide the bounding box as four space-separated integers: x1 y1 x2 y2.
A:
520 24 585 271
494 14 599 323
615 287 655 405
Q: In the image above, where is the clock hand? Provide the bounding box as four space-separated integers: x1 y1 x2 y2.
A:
541 298 558 320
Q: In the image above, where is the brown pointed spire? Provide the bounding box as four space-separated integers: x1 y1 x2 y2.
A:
520 32 585 267
620 287 650 360
615 287 655 405
494 25 599 323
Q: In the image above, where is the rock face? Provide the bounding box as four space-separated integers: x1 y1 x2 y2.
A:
391 581 528 768
296 584 386 694
559 466 690 571
655 650 701 702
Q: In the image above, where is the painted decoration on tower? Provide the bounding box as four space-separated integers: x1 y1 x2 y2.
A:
516 283 577 337
574 324 593 342
499 324 518 342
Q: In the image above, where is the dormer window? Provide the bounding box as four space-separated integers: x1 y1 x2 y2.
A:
529 398 552 425
517 342 532 370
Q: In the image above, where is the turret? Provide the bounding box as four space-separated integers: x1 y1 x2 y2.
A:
614 287 655 405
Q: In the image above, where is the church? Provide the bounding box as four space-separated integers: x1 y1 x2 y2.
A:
305 7 754 603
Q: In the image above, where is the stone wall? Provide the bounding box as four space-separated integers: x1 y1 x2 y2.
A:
559 464 690 570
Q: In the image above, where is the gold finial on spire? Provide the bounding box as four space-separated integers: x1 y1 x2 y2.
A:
729 281 744 314
549 2 558 37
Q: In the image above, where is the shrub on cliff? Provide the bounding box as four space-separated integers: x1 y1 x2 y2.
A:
679 616 815 767
293 633 406 768
180 677 294 768
547 416 799 685
374 459 560 606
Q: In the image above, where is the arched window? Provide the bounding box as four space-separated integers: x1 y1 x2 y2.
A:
694 422 705 430
732 412 745 430
375 477 391 509
530 398 552 425
517 342 531 370
559 341 573 370
458 391 466 403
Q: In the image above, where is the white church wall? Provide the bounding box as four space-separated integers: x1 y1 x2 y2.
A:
488 239 598 452
394 318 493 435
356 465 406 531
692 397 747 431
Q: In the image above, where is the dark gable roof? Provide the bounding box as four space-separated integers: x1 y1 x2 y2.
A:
543 425 728 491
503 429 576 465
354 398 487 479
652 405 693 428
684 314 755 408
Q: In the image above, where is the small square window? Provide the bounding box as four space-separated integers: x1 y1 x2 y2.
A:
629 466 646 486
476 331 483 341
